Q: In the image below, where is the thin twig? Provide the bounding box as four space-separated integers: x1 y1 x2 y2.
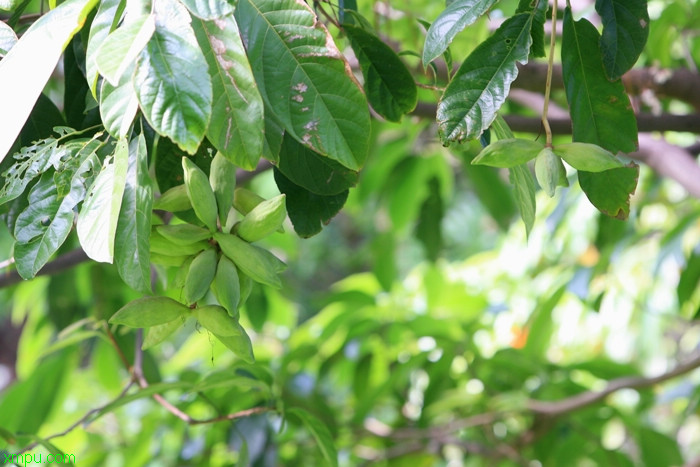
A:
542 0 558 146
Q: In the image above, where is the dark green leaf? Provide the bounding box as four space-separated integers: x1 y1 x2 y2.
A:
516 0 548 58
561 8 638 153
273 168 348 238
109 296 190 327
236 0 370 170
461 156 515 229
578 164 639 220
114 134 153 293
678 250 700 306
423 0 498 66
595 0 649 80
437 13 533 144
20 93 66 148
344 24 417 122
77 138 129 263
371 231 396 291
134 0 212 154
193 15 264 170
637 427 683 467
414 177 443 262
277 133 358 196
286 408 338 467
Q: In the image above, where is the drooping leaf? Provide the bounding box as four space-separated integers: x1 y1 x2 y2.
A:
235 0 370 171
678 250 700 307
95 15 155 86
422 0 498 66
344 24 417 122
77 138 130 263
179 0 233 20
142 318 186 349
437 12 533 144
472 138 544 167
0 0 98 164
509 164 536 237
12 139 102 279
516 0 548 58
212 329 255 363
561 8 638 154
277 133 358 196
134 0 212 154
85 0 123 96
0 21 18 57
414 177 443 262
286 408 338 467
114 134 153 293
109 296 190 327
595 0 649 81
637 427 683 467
192 15 264 170
273 168 348 238
578 163 639 220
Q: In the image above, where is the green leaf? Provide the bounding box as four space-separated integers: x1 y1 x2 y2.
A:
472 138 544 168
85 0 123 97
235 0 370 171
196 304 241 336
437 13 533 144
553 142 624 172
134 0 212 154
516 0 548 58
414 177 443 262
286 408 338 467
561 8 638 154
0 21 17 57
678 250 700 306
578 164 639 220
109 296 190 327
0 135 61 205
273 168 348 238
344 24 417 122
13 139 102 279
422 0 498 66
595 0 649 80
18 93 67 148
95 15 155 86
179 0 233 20
193 16 264 170
0 0 98 164
214 232 285 288
114 134 153 293
77 138 129 263
509 164 536 237
277 133 358 196
637 427 683 467
99 69 140 138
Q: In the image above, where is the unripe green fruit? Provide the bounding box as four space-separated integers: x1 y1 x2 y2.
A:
183 248 217 305
235 194 287 242
209 152 237 225
233 187 266 215
212 255 241 318
552 142 624 172
182 157 219 232
535 147 566 198
157 224 212 245
214 232 285 288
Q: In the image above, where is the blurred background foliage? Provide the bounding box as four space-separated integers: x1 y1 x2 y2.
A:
2 0 700 465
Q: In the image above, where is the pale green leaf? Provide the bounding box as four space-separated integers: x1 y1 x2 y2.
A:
509 164 536 237
287 408 338 467
192 15 264 170
99 68 140 138
110 296 190 327
0 0 99 164
422 0 498 66
77 138 129 263
114 134 153 293
85 0 124 96
236 0 370 171
134 0 212 154
179 0 233 20
0 21 18 57
95 14 155 85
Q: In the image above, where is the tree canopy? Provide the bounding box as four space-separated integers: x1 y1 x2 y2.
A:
1 0 700 465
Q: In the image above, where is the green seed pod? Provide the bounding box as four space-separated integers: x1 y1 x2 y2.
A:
157 224 212 245
153 184 192 212
195 304 241 337
183 248 218 305
214 232 285 288
233 187 266 216
235 194 287 243
150 229 209 257
535 147 565 198
182 157 219 232
212 255 241 318
238 269 254 305
553 142 624 172
209 152 238 225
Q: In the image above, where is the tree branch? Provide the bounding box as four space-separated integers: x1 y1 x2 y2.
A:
0 248 89 289
527 352 700 417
